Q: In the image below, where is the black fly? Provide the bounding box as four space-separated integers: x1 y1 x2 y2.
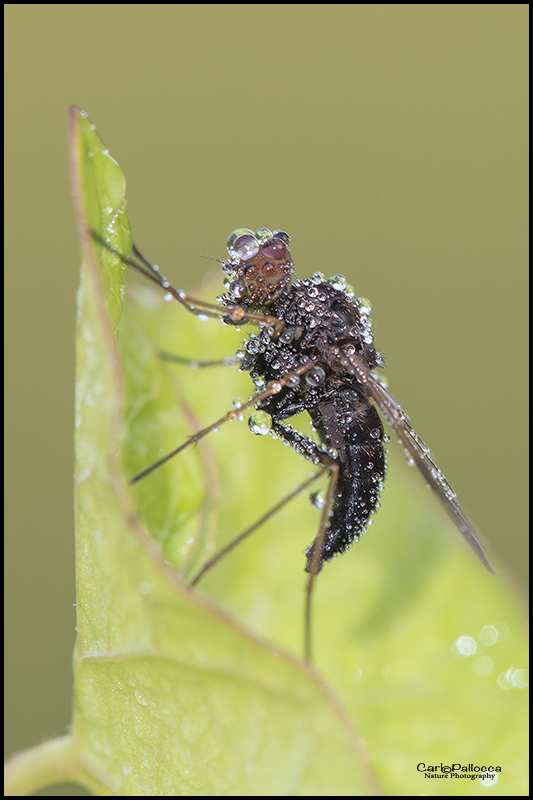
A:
93 226 494 661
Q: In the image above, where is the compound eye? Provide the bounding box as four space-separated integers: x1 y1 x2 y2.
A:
261 238 289 261
227 229 260 261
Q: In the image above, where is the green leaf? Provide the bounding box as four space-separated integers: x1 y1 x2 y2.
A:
68 107 374 796
127 285 529 796
61 108 528 796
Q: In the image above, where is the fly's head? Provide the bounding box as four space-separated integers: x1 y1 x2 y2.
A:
223 227 293 309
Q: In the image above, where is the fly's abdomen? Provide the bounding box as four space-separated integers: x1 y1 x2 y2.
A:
306 389 385 570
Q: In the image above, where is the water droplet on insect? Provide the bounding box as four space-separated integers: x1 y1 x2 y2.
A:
254 227 273 243
273 230 290 245
248 411 272 435
227 228 257 259
305 366 325 386
327 274 347 290
310 492 326 509
357 297 372 314
229 280 245 298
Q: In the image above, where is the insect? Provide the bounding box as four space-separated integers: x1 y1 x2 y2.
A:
93 226 494 661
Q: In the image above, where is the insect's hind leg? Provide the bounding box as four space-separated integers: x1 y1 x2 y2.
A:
270 419 340 662
189 467 328 587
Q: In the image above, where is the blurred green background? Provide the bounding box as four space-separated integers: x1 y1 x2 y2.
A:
5 2 527 780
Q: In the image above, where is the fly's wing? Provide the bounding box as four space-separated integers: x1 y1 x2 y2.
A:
344 353 495 573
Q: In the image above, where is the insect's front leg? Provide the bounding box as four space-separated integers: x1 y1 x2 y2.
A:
91 231 286 332
158 351 240 369
131 241 286 331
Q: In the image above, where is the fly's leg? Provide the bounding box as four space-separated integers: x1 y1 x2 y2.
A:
270 420 340 663
159 351 240 369
131 360 317 483
304 462 339 662
189 467 328 587
90 231 285 334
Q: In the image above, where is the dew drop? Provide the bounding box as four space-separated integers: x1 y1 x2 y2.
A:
254 227 273 243
327 274 347 290
248 410 272 435
227 228 257 259
305 366 325 386
310 491 326 509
